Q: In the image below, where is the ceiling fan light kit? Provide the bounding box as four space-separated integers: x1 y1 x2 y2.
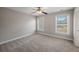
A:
36 10 42 14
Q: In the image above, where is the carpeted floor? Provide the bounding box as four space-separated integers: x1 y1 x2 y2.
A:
0 33 79 52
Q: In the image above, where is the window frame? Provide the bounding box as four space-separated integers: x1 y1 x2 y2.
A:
55 14 70 35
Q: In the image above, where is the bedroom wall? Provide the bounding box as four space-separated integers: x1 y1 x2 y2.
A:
37 10 73 40
0 7 36 43
73 7 79 47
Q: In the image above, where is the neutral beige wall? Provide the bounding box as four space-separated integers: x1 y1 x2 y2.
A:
0 7 36 42
37 10 73 40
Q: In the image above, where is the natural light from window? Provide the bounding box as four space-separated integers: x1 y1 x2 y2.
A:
56 15 70 34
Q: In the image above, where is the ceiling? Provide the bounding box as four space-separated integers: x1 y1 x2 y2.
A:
7 7 74 16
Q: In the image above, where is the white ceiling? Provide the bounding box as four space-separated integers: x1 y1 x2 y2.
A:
7 7 74 16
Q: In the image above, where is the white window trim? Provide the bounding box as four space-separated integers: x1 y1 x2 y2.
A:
55 14 70 35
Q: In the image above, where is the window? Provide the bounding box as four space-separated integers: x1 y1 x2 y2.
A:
55 15 70 34
37 17 44 31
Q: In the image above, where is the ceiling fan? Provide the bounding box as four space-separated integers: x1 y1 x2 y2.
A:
33 7 48 15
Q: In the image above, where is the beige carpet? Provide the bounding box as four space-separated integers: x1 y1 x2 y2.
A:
0 33 79 52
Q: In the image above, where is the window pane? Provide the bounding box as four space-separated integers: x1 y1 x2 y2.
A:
57 16 67 24
57 25 67 33
56 15 69 34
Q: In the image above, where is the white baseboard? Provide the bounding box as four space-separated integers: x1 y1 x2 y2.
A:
37 32 73 40
0 32 34 45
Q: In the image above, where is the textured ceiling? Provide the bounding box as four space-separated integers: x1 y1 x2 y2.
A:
7 7 74 16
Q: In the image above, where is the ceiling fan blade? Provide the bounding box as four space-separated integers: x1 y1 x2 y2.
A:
42 12 48 14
